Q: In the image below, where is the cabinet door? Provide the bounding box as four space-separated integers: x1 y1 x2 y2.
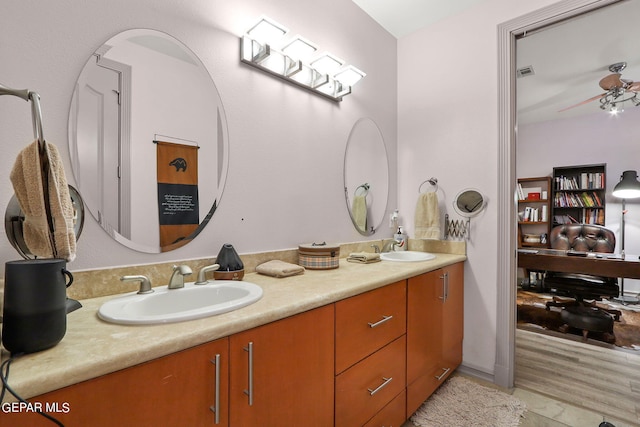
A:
442 262 464 369
0 339 229 427
406 269 443 415
229 305 334 426
406 263 464 416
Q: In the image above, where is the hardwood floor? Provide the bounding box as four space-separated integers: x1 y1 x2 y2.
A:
516 328 640 426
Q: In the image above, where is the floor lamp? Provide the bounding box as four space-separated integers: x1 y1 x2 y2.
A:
612 170 640 304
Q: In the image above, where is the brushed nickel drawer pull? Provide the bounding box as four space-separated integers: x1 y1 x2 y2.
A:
367 377 393 396
243 342 254 406
209 354 221 424
435 367 451 381
368 315 393 328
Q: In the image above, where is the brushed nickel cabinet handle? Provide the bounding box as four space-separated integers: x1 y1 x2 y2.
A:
435 367 451 381
439 272 449 302
367 377 393 396
243 342 254 406
368 315 393 328
209 354 221 424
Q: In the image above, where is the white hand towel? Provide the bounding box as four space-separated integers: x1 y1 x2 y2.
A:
414 192 440 240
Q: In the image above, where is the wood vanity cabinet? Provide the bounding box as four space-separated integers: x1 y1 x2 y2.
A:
3 262 465 427
335 280 407 427
406 262 464 416
0 338 230 427
229 304 334 426
3 305 333 427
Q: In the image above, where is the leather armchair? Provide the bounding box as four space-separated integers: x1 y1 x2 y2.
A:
543 224 619 301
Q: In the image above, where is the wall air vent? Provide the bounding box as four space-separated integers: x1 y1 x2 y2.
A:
517 65 535 78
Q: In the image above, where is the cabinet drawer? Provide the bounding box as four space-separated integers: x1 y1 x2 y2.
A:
363 389 406 427
335 335 406 427
335 280 406 373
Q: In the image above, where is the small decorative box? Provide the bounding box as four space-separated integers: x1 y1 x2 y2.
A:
298 242 340 270
528 192 541 200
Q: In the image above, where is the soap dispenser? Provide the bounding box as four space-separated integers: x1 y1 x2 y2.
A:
394 226 407 251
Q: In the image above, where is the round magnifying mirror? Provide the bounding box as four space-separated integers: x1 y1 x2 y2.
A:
68 29 229 253
453 188 486 217
5 185 85 259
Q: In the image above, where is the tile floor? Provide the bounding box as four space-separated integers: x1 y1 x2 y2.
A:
403 374 634 427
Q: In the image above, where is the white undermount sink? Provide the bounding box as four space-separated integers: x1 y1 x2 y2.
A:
380 251 436 262
98 280 263 325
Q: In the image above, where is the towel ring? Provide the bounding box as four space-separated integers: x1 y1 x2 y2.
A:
355 183 370 197
418 178 438 193
0 83 45 149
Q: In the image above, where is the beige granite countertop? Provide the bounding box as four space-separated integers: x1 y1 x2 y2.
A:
2 251 465 401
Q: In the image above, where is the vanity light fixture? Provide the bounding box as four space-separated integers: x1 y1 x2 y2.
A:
240 16 365 101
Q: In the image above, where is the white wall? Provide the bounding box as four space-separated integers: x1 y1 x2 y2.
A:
518 108 640 293
0 0 397 267
397 0 559 376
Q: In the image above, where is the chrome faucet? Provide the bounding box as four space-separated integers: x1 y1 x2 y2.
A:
168 265 192 289
370 244 381 253
195 264 220 285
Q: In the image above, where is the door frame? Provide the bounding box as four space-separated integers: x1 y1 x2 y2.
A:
494 0 621 388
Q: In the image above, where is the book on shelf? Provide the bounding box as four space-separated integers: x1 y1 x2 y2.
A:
556 173 604 190
554 191 602 208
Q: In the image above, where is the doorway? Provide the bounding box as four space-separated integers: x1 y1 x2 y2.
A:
495 0 623 388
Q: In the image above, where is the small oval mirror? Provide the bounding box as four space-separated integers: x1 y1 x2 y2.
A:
343 118 389 235
453 188 486 217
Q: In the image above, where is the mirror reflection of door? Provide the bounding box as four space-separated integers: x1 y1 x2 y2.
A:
71 52 131 239
70 30 228 253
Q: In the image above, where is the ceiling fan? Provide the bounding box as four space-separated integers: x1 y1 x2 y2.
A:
559 62 640 113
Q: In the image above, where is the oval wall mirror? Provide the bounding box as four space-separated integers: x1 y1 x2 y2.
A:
68 29 229 253
453 188 486 217
343 118 389 235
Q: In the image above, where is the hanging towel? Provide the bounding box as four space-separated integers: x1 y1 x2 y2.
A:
351 195 368 232
414 192 441 240
10 140 76 261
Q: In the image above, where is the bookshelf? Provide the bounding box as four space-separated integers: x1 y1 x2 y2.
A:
552 164 606 226
517 176 552 248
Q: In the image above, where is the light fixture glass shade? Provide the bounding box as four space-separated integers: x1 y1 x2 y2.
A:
613 170 640 199
240 18 364 101
310 53 344 75
281 36 317 61
246 17 288 45
334 65 366 87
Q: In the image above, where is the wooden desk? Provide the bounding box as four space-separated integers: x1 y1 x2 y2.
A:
517 249 640 279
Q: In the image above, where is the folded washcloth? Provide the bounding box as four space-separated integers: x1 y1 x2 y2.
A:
346 252 381 264
414 192 440 240
351 195 367 231
10 140 76 261
256 260 305 278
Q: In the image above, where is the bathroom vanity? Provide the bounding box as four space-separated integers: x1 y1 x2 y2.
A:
0 252 465 426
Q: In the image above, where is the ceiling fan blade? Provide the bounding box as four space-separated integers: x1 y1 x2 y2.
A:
599 73 624 90
558 93 606 112
626 81 640 92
